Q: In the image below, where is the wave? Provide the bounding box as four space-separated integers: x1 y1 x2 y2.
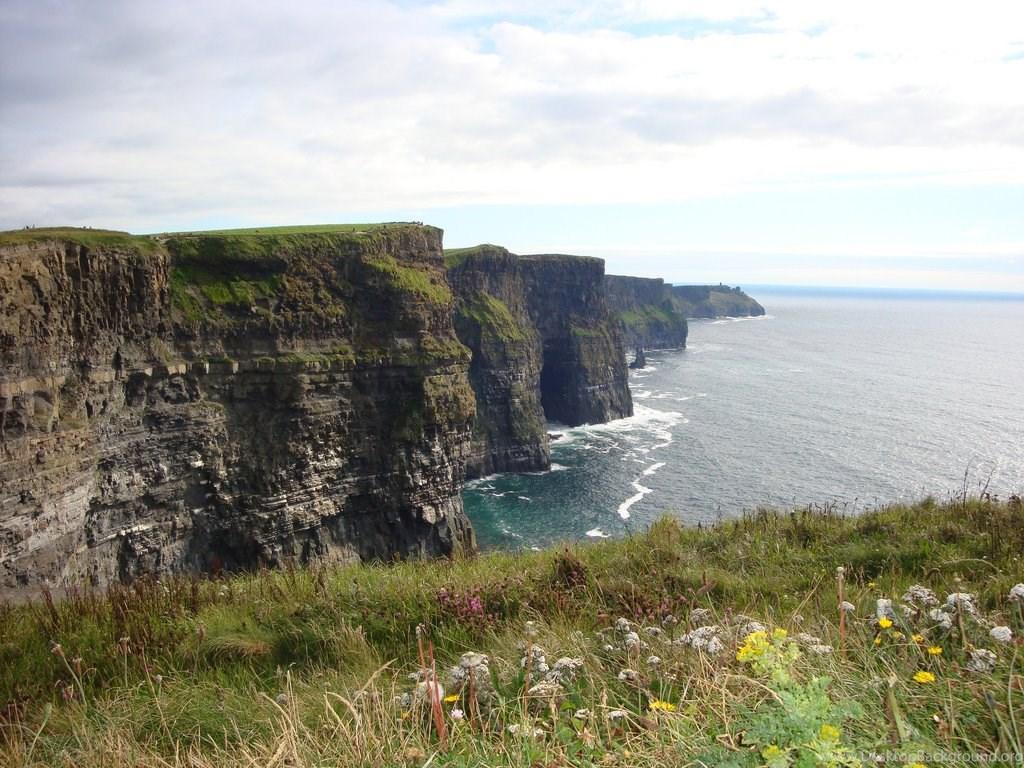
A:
585 528 610 538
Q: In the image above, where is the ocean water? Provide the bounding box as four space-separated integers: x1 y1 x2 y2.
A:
463 288 1024 550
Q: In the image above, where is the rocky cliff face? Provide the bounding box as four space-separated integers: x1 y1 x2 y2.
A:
672 285 765 318
447 246 632 479
605 275 689 351
0 225 476 593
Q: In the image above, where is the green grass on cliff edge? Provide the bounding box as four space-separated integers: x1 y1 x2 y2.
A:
1 496 1022 767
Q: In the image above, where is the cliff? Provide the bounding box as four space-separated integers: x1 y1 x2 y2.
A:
672 284 765 318
604 275 689 351
0 224 476 592
447 246 632 478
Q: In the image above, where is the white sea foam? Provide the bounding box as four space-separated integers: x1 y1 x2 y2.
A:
586 528 610 538
549 463 570 471
634 390 652 398
642 462 667 476
617 480 652 519
517 496 532 502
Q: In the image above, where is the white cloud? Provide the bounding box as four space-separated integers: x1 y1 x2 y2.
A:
1 0 1022 246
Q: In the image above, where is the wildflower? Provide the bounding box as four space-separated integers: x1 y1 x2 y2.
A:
275 693 289 705
906 763 928 768
680 625 725 655
796 632 822 645
661 614 678 629
573 708 591 719
741 618 765 638
607 709 629 721
623 631 642 651
450 707 464 720
989 626 1013 643
690 608 713 626
902 585 939 607
617 669 639 682
648 699 677 713
927 646 943 656
524 620 539 639
614 617 631 633
966 648 997 673
819 723 841 742
874 636 882 646
644 626 664 637
1009 584 1024 602
927 608 953 630
867 581 878 589
545 657 585 685
912 671 936 684
521 646 549 677
892 631 905 641
414 680 445 705
912 634 925 643
876 598 895 619
878 617 893 629
944 592 977 616
645 655 662 667
736 630 769 662
840 601 856 614
772 628 788 640
809 644 834 655
762 744 785 761
443 694 459 703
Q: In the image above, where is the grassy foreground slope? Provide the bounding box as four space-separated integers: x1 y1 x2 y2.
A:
1 498 1022 767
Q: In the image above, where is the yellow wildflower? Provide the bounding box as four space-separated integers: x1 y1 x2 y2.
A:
906 763 928 768
819 723 841 742
762 744 784 759
772 628 788 641
648 699 677 713
737 630 770 662
892 631 905 641
913 671 936 684
443 693 459 703
867 581 877 588
874 636 882 646
912 634 925 643
878 617 893 629
927 646 943 656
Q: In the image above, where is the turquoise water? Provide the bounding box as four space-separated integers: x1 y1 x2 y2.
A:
463 289 1024 550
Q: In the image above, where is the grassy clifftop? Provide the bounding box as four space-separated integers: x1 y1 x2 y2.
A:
1 497 1022 767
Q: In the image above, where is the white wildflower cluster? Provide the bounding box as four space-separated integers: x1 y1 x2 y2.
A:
902 585 939 607
944 592 978 616
446 652 492 704
544 657 585 685
645 654 662 667
989 626 1013 644
602 616 648 653
1009 584 1024 602
617 668 639 682
521 646 550 678
966 648 997 674
674 625 725 656
644 626 664 638
794 632 834 655
507 723 545 738
875 598 896 620
927 608 953 631
839 601 856 614
689 608 713 626
607 709 629 721
737 617 767 636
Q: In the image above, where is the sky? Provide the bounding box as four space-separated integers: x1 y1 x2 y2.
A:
2 0 1023 290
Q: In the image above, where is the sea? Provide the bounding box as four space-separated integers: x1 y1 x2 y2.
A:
463 287 1024 551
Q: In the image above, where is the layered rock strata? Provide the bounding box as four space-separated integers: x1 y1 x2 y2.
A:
0 225 476 592
605 275 689 351
447 246 633 479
